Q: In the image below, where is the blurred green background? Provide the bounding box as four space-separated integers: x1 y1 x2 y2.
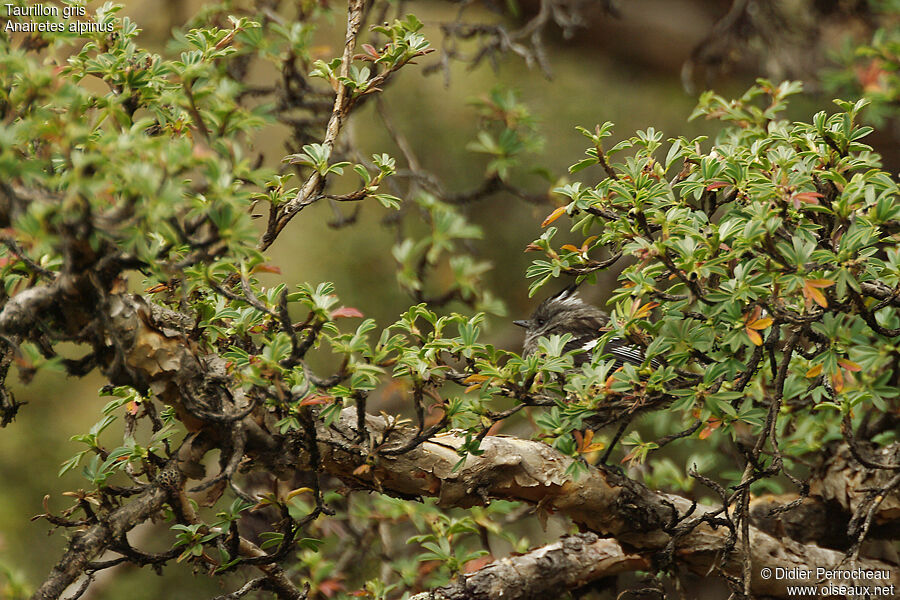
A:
1 1 892 597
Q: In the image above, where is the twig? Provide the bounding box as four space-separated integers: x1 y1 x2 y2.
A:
210 577 270 600
261 0 366 250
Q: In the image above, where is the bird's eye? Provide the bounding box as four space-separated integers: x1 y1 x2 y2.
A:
535 318 545 327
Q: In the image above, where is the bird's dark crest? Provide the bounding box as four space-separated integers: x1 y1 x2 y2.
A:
549 284 580 304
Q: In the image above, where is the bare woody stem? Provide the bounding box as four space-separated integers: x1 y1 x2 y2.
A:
260 0 365 251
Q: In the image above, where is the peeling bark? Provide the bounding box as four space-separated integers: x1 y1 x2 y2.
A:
315 409 900 598
408 534 649 600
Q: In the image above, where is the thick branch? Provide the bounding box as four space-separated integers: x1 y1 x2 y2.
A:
31 458 188 600
312 409 899 599
409 533 649 600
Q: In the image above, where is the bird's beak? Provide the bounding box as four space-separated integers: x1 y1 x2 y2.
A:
513 320 529 328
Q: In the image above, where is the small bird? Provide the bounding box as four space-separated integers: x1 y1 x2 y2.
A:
513 286 659 369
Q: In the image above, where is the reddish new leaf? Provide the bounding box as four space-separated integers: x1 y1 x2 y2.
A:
838 358 862 372
252 263 282 274
331 307 364 319
299 394 333 406
699 417 722 440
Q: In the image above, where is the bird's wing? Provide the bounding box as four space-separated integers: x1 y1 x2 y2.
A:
602 337 661 369
559 314 607 361
565 332 660 369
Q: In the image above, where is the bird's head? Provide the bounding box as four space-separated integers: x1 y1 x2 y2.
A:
513 286 607 354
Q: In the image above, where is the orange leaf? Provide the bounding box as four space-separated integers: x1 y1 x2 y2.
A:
463 374 489 385
578 429 606 454
144 283 170 294
743 305 762 324
806 279 835 288
541 206 567 227
792 192 823 204
331 307 364 319
805 364 823 378
699 418 722 440
300 394 333 406
832 369 844 393
604 374 617 391
463 555 494 573
808 287 828 308
352 464 371 476
252 263 282 274
485 420 503 436
746 327 763 346
633 301 660 319
572 429 584 450
838 358 862 372
803 282 828 308
747 317 773 330
561 244 580 253
582 429 594 447
524 243 542 252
